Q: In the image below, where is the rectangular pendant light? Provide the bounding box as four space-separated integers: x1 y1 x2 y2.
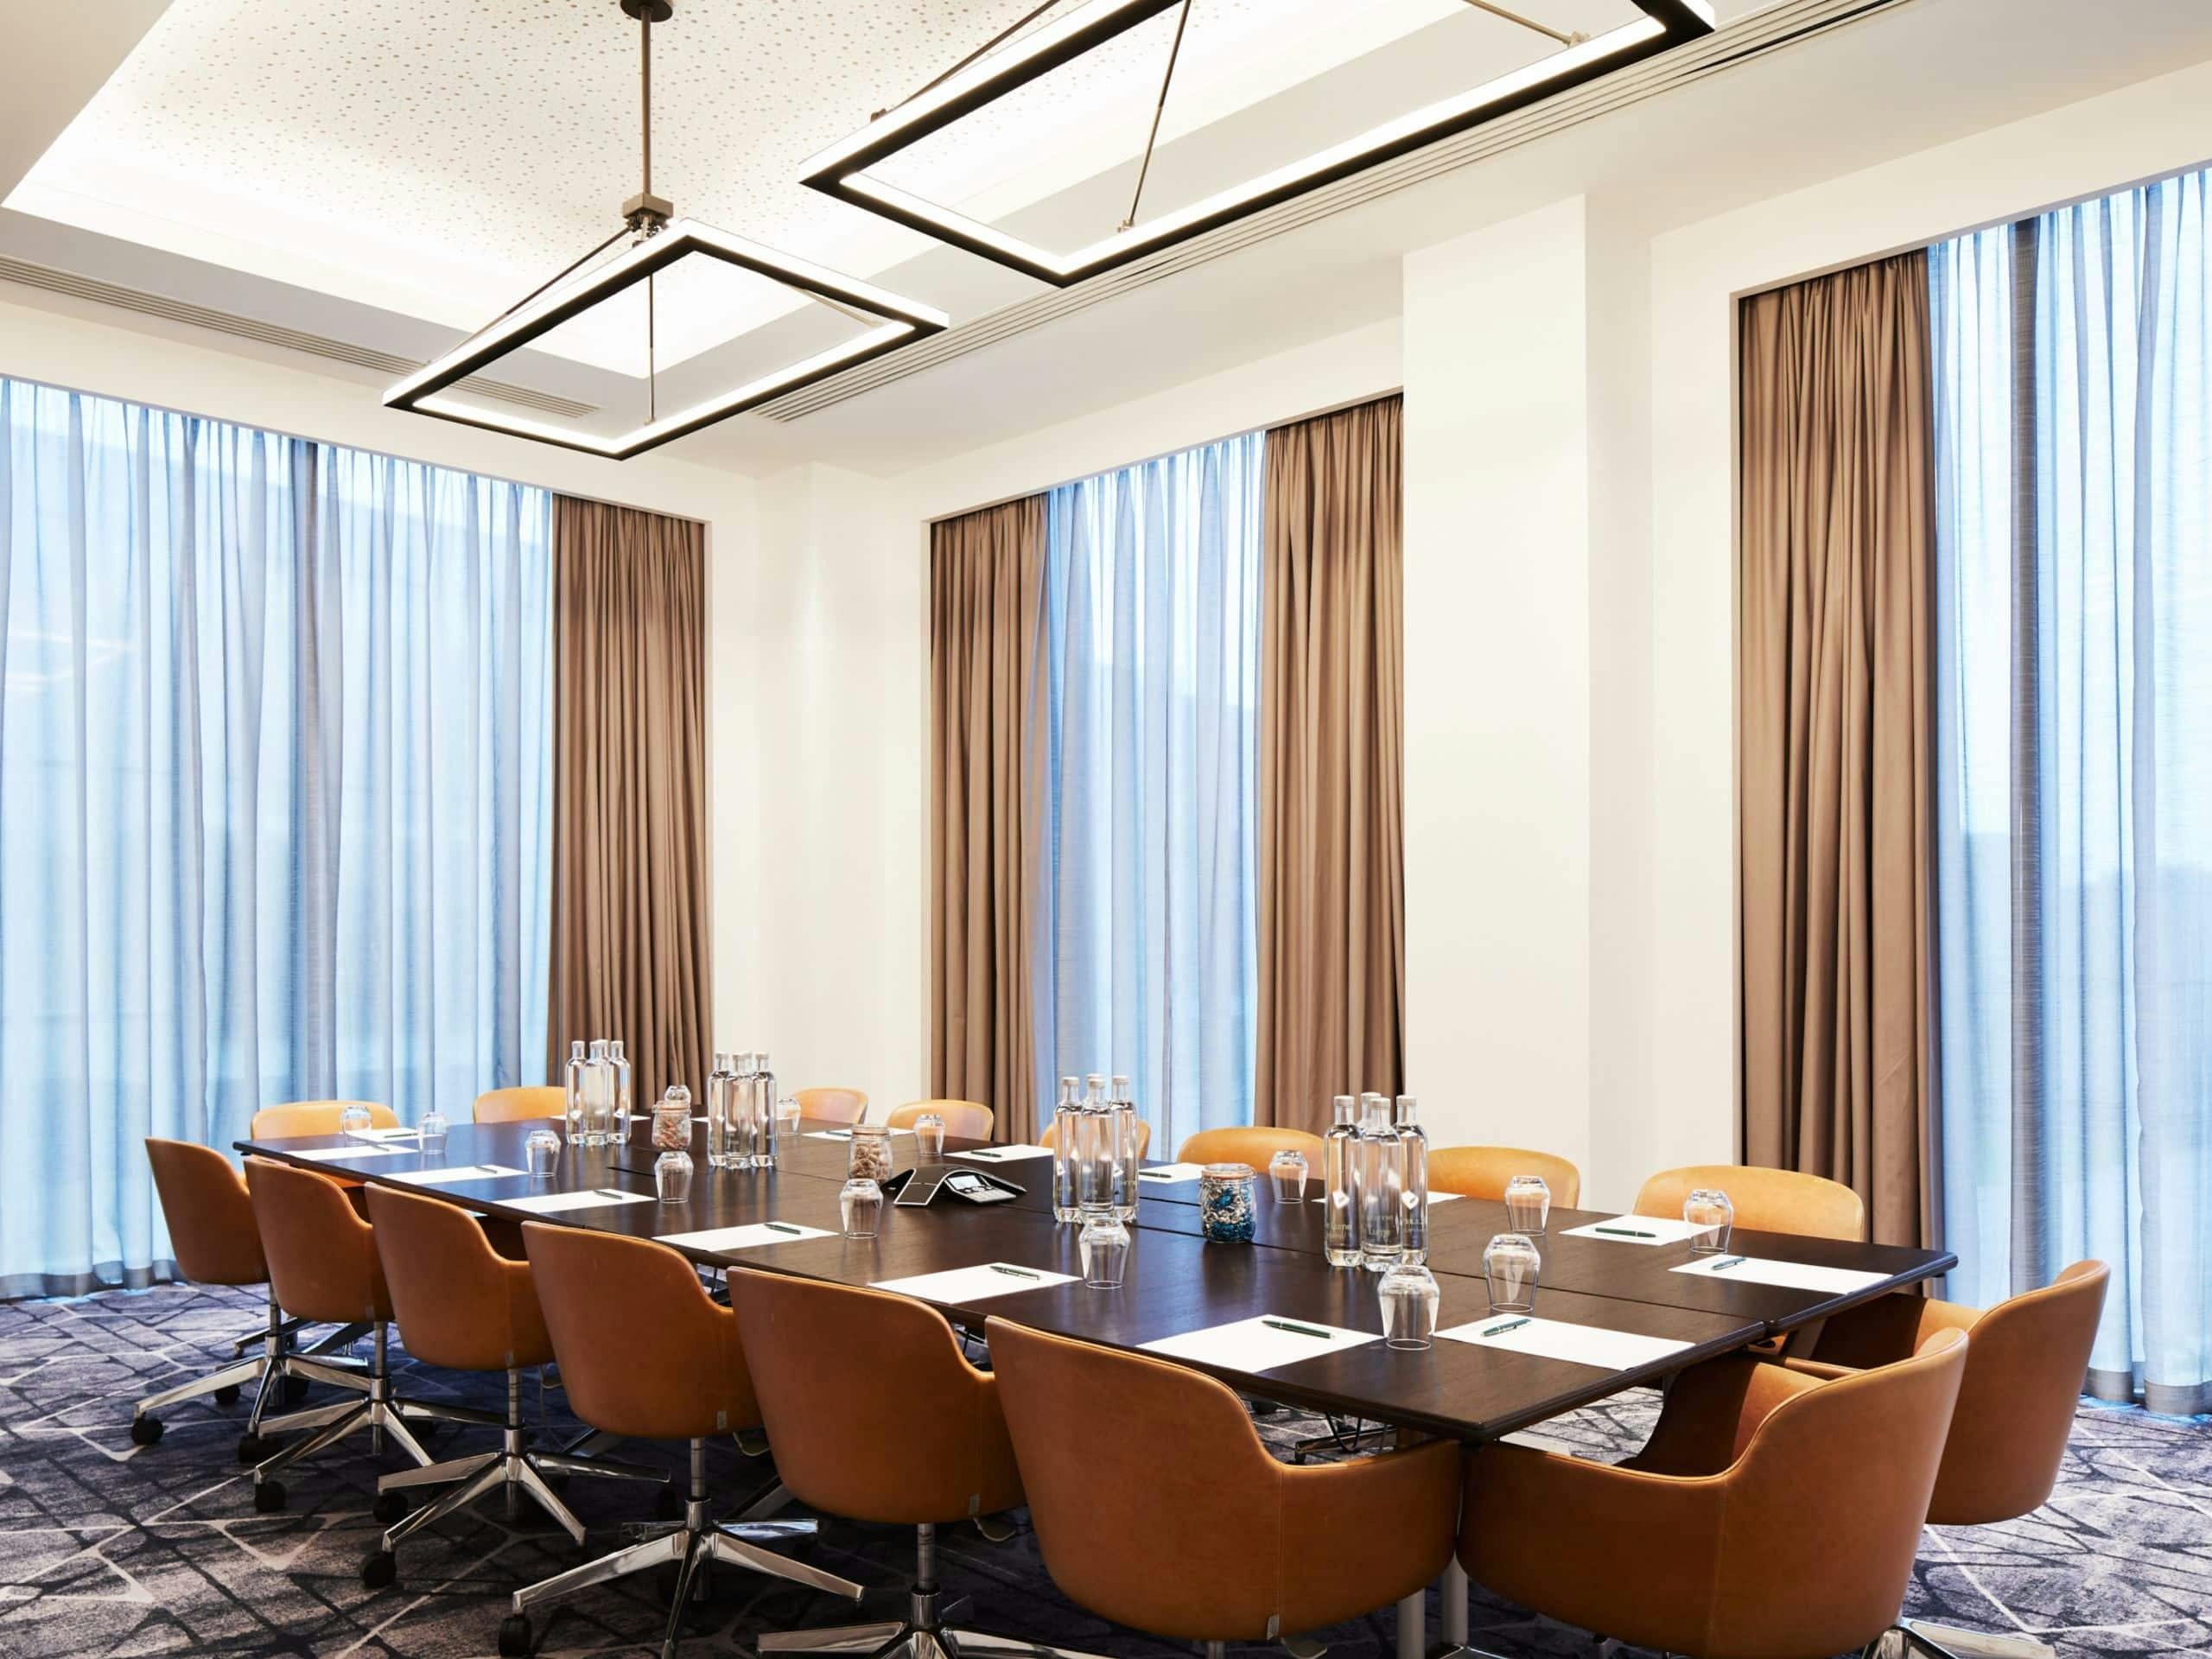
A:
384 219 948 460
802 0 1717 287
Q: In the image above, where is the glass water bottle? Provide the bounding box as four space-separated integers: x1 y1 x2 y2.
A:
563 1040 588 1145
1108 1073 1140 1222
729 1052 760 1167
1394 1094 1429 1266
1050 1076 1082 1224
750 1052 779 1168
607 1039 633 1145
706 1052 743 1170
582 1039 616 1144
1323 1095 1361 1268
1352 1092 1404 1271
1076 1074 1114 1217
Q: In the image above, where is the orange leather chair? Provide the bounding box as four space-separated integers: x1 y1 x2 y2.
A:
242 1158 435 1513
887 1099 993 1139
474 1086 567 1123
1427 1146 1583 1208
794 1086 868 1125
1635 1162 1866 1242
251 1100 399 1137
502 1224 862 1659
733 1270 1087 1659
358 1187 667 1587
1176 1125 1326 1173
1039 1114 1153 1159
1462 1329 1969 1659
987 1317 1459 1653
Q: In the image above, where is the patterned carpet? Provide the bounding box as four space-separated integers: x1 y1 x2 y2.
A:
0 1282 2206 1658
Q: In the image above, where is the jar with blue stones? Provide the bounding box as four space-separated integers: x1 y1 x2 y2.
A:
1199 1163 1258 1243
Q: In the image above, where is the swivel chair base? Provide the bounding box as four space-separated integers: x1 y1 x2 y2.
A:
129 1291 368 1452
250 1322 434 1511
1883 1618 2056 1659
499 1440 863 1659
757 1522 1114 1659
362 1370 668 1586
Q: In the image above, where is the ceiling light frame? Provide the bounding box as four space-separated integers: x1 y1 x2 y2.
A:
801 0 1718 287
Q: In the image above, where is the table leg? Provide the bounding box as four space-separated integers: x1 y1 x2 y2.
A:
1395 1589 1424 1659
1441 1557 1468 1648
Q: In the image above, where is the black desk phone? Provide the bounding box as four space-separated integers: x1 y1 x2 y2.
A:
888 1164 1026 1206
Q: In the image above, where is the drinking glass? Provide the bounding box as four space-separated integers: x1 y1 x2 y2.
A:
1079 1213 1131 1288
913 1112 947 1163
1483 1232 1541 1313
1503 1174 1551 1235
774 1097 802 1143
839 1178 884 1239
338 1103 373 1137
654 1149 695 1204
524 1128 562 1178
1268 1149 1308 1203
1684 1187 1734 1255
1378 1262 1441 1350
418 1108 449 1154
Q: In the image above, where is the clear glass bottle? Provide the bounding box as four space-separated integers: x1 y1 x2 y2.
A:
1352 1091 1404 1272
607 1039 634 1145
1049 1076 1082 1224
1107 1073 1140 1222
582 1039 616 1145
1394 1094 1429 1266
1077 1074 1114 1217
563 1039 588 1145
706 1052 742 1170
1323 1095 1361 1268
751 1052 779 1168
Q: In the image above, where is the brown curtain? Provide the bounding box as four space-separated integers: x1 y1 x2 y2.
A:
1255 397 1406 1135
1738 252 1940 1249
546 495 711 1110
929 497 1048 1139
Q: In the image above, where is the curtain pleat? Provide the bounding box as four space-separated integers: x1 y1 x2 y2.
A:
545 496 710 1112
1738 254 1941 1250
1254 397 1406 1135
928 497 1048 1138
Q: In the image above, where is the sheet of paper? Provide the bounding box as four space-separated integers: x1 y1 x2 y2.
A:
406 1164 526 1184
344 1127 421 1143
869 1262 1078 1303
950 1144 1053 1163
1437 1314 1693 1372
501 1187 655 1215
1428 1192 1463 1204
1135 1162 1206 1184
658 1222 834 1253
1141 1315 1377 1376
1670 1255 1893 1294
1559 1215 1712 1246
805 1128 915 1141
292 1144 413 1162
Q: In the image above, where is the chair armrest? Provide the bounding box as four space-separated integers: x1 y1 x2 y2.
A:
1276 1440 1460 1633
1624 1353 1825 1476
1810 1291 1977 1370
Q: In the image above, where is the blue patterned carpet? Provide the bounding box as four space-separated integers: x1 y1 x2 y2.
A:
0 1282 2205 1657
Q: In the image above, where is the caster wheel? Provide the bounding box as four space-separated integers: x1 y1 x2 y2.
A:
360 1548 397 1589
214 1383 242 1408
237 1433 269 1465
283 1374 311 1405
497 1613 534 1657
652 1485 681 1522
253 1478 288 1514
130 1415 164 1446
372 1490 410 1525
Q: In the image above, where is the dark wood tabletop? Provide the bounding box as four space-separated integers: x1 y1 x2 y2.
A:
235 1117 1949 1443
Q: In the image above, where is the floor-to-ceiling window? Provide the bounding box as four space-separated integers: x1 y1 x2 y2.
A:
0 378 552 1296
1929 168 2212 1414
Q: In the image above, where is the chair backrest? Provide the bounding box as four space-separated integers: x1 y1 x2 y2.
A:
1039 1115 1153 1158
1931 1259 2108 1524
520 1222 760 1441
473 1085 566 1124
887 1099 994 1139
795 1086 869 1125
365 1185 550 1373
243 1157 390 1325
145 1139 266 1287
1176 1126 1326 1173
729 1268 1020 1525
1635 1163 1865 1242
1710 1329 1967 1659
249 1099 399 1139
1427 1145 1582 1207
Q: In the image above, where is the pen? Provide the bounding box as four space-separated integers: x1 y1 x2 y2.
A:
1594 1226 1657 1238
989 1263 1041 1280
1261 1318 1332 1339
968 1149 1003 1160
1480 1317 1533 1338
764 1222 804 1236
594 1188 632 1201
475 1166 498 1176
1707 1255 1747 1272
1138 1170 1179 1180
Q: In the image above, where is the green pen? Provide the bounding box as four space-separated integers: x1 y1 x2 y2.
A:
1594 1225 1657 1239
764 1222 804 1236
1707 1255 1747 1272
594 1188 632 1201
967 1149 1004 1160
1481 1317 1533 1338
989 1263 1041 1280
1261 1318 1332 1339
1138 1170 1179 1181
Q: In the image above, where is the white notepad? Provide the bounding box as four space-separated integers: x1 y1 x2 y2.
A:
950 1145 1053 1163
1141 1315 1377 1376
1437 1314 1693 1372
1559 1216 1712 1246
1427 1192 1463 1204
869 1262 1077 1303
407 1164 525 1184
1135 1162 1206 1184
658 1222 833 1253
1671 1255 1893 1294
344 1127 421 1143
293 1144 413 1162
502 1187 654 1215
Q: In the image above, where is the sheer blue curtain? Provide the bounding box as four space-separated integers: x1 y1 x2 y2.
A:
1036 433 1265 1153
0 378 552 1296
1931 170 2212 1414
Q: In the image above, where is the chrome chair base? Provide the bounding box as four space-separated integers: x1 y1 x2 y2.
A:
499 1441 861 1659
250 1324 433 1510
1883 1619 2055 1659
130 1293 369 1450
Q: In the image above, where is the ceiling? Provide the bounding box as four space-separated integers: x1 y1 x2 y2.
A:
3 0 2212 475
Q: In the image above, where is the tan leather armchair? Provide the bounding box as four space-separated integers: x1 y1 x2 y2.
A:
1636 1162 1866 1242
251 1100 398 1137
473 1086 566 1123
987 1316 1459 1649
499 1225 861 1659
1462 1328 1968 1659
240 1158 435 1513
1427 1146 1582 1207
794 1086 868 1125
1176 1125 1326 1173
887 1098 993 1138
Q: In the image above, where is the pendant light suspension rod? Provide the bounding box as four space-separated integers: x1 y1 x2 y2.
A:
878 0 1063 118
639 1 652 197
1120 0 1192 232
1457 0 1581 48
